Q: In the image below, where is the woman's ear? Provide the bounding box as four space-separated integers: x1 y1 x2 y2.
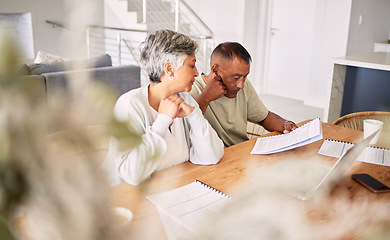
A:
164 61 174 77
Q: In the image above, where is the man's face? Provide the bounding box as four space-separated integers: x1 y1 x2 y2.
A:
216 57 250 98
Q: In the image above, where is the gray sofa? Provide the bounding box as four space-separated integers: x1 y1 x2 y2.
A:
19 54 141 101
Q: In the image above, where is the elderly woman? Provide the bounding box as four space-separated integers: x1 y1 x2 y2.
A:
103 30 224 185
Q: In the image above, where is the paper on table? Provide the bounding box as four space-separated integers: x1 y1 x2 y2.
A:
146 180 231 235
250 118 323 155
318 139 390 167
317 139 354 158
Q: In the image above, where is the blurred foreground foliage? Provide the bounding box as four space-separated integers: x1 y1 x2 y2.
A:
0 30 142 240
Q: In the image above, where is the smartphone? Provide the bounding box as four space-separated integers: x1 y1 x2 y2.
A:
351 174 390 193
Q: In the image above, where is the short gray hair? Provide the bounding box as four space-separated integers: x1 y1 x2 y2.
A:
139 29 198 82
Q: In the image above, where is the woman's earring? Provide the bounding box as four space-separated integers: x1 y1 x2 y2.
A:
169 75 174 81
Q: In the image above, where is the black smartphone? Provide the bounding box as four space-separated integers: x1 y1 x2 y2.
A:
351 174 390 193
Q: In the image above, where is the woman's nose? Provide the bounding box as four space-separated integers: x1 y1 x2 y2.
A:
194 66 199 77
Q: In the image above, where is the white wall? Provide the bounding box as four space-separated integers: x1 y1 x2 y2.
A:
189 0 390 110
305 0 390 109
346 0 390 55
243 0 264 94
0 0 104 61
186 0 351 109
305 0 352 108
104 0 145 30
186 0 259 82
185 0 245 45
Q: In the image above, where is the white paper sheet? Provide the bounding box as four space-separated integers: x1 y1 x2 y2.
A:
318 139 390 167
146 181 231 236
251 118 323 154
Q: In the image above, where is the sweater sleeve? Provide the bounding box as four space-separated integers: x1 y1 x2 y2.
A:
182 93 224 165
116 114 173 185
104 91 173 186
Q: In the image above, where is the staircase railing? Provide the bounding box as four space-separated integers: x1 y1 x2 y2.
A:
46 15 213 80
85 24 147 66
135 0 213 39
129 0 214 71
46 20 147 67
180 0 213 38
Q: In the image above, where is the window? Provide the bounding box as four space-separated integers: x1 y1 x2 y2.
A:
0 12 34 60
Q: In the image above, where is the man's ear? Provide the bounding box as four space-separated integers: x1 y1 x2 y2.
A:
211 64 219 76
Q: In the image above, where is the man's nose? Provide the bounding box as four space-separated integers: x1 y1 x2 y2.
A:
237 79 245 89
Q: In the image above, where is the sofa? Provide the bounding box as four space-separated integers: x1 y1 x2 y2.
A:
18 54 141 102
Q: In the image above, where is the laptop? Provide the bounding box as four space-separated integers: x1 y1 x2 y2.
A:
251 130 379 201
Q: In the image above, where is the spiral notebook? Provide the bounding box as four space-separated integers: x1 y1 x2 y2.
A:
146 180 231 238
318 139 390 167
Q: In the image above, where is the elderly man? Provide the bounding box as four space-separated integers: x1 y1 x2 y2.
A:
190 42 297 147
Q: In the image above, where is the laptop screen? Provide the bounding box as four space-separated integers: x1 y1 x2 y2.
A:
315 129 379 191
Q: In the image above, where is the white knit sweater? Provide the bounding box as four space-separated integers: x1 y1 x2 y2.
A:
103 85 224 185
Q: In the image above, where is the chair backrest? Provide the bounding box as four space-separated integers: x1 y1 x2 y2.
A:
247 120 269 139
332 111 390 131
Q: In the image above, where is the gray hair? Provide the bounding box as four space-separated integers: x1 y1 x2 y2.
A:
139 29 198 82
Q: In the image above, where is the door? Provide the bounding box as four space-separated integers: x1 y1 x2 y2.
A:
264 0 316 101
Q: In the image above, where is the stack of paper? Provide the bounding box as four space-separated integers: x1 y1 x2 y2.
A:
146 180 231 239
251 118 323 154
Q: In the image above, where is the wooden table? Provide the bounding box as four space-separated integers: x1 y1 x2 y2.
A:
112 121 390 239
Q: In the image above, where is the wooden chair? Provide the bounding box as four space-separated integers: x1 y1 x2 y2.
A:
332 111 390 131
247 120 269 139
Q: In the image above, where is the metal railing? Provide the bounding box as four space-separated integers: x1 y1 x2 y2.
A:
84 24 147 66
46 20 147 66
134 0 213 39
180 0 213 38
46 0 215 76
47 21 213 73
129 0 214 71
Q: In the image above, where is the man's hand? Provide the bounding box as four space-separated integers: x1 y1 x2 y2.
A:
282 121 298 134
260 111 298 134
202 74 227 102
196 74 227 114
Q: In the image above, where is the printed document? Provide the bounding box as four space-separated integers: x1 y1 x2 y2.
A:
318 139 390 167
251 118 323 154
146 180 231 236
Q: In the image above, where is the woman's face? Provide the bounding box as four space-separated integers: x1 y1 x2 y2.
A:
173 54 199 92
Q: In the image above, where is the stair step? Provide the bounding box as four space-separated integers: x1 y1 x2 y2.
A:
147 22 174 32
178 23 191 34
135 11 176 24
127 1 140 12
147 11 175 22
128 0 172 14
125 0 210 38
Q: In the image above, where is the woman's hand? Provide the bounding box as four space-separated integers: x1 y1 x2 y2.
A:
176 101 194 118
158 95 183 119
158 95 194 119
